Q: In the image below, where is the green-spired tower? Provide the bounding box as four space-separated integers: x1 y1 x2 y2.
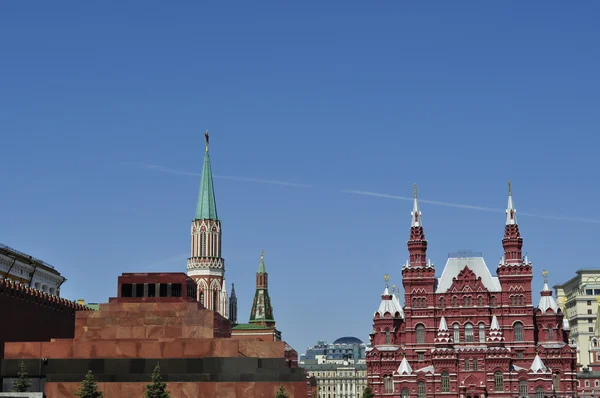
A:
249 251 275 327
186 131 228 319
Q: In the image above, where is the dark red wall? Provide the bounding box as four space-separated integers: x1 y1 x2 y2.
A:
0 280 89 358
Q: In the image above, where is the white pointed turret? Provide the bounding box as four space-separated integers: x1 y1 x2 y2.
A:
491 315 500 330
506 180 517 225
220 279 229 319
487 315 505 343
375 278 404 318
434 316 453 344
397 356 413 375
530 354 548 373
411 183 422 227
438 316 448 331
391 286 405 318
537 270 559 314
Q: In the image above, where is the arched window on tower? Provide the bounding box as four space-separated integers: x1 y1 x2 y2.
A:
494 371 504 391
514 322 524 342
385 330 391 344
453 324 460 343
417 382 426 398
416 324 425 344
536 387 544 398
490 296 496 306
453 296 457 307
465 323 474 342
441 372 450 392
478 295 483 306
440 297 445 308
479 322 486 343
519 380 528 397
384 376 393 393
212 290 218 312
200 232 206 256
553 373 560 392
413 297 416 307
548 327 553 340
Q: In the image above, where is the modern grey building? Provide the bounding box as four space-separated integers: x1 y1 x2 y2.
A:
300 337 367 398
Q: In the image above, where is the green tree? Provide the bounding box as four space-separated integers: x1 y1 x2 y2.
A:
11 359 32 392
74 370 103 398
362 386 375 398
274 384 289 398
145 362 170 398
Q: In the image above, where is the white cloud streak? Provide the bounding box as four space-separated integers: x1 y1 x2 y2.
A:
128 162 312 188
343 189 600 224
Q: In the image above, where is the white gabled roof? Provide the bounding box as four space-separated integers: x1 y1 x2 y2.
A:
397 357 413 375
392 291 405 318
415 365 434 374
530 354 548 373
537 283 559 314
376 287 404 318
436 256 501 293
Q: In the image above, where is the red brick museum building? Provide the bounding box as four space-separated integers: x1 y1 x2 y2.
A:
367 184 577 398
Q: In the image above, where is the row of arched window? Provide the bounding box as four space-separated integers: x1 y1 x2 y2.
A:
510 294 525 305
412 297 426 308
390 375 558 397
391 374 556 397
414 321 524 343
438 295 497 308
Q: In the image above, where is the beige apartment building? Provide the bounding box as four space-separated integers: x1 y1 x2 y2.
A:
554 269 600 368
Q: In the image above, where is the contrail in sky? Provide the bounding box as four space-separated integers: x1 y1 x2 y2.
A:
343 189 600 224
128 162 599 224
128 162 312 188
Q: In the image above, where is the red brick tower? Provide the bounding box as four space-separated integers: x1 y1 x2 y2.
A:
402 184 436 349
496 181 536 361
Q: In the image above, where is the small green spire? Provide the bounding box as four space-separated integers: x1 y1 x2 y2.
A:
258 250 266 273
194 130 218 220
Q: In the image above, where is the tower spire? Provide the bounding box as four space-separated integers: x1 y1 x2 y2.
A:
502 180 523 264
229 283 238 325
250 251 275 326
187 130 225 317
195 130 218 220
408 184 428 267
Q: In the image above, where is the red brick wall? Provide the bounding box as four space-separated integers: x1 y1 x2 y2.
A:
0 280 90 358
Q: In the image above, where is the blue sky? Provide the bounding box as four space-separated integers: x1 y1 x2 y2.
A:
1 2 599 354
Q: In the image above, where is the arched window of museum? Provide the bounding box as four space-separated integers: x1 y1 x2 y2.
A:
490 296 496 306
416 324 425 344
440 297 445 308
453 323 460 343
441 371 450 392
417 381 426 398
519 380 527 397
548 326 553 340
553 372 560 392
384 376 393 393
465 323 474 342
402 388 410 398
514 321 524 342
452 296 457 306
479 322 485 343
494 371 503 391
536 386 544 398
477 295 483 306
385 329 391 344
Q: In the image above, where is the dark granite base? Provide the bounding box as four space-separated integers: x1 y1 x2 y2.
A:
1 358 305 383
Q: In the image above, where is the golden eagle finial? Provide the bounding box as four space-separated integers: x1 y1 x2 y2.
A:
384 274 390 287
542 269 548 283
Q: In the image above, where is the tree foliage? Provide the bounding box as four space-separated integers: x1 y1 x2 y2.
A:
11 359 32 392
145 362 170 398
362 386 375 398
74 370 103 398
274 384 289 398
